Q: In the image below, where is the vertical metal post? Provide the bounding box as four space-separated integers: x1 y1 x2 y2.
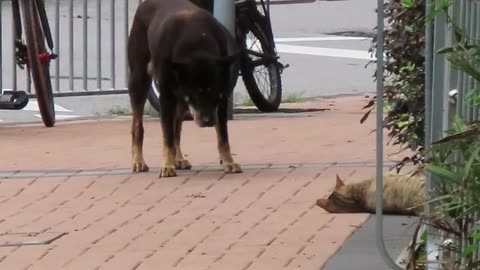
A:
213 0 235 120
11 2 17 92
125 0 129 86
426 2 449 269
55 0 60 92
110 0 116 90
69 0 74 91
83 0 88 91
424 0 437 269
0 1 3 93
375 0 403 268
97 0 102 90
475 4 480 121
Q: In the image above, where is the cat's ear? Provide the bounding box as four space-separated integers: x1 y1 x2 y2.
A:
335 174 345 188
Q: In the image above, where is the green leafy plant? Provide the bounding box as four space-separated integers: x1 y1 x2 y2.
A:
409 1 480 268
415 119 480 269
362 0 426 170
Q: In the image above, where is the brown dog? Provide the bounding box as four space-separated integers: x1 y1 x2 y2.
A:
127 0 242 177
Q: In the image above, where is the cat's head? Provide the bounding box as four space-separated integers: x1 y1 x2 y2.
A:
316 175 365 213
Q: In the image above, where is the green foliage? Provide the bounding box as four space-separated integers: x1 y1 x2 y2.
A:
362 0 426 169
412 1 480 268
422 120 480 269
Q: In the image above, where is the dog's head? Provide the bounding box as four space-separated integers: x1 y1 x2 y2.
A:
171 53 239 127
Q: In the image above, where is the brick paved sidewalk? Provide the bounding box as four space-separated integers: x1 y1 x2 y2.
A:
0 96 408 270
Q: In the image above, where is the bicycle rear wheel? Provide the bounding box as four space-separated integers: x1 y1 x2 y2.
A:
239 20 282 112
147 81 161 113
21 0 55 127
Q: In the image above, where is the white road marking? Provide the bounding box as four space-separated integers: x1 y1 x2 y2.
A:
246 35 376 60
274 36 370 42
34 114 81 120
275 44 375 60
22 100 72 112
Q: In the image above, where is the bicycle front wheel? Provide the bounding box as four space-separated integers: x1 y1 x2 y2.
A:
21 0 55 127
240 21 282 112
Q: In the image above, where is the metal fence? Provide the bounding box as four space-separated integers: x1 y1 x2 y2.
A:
424 0 480 269
374 0 480 269
0 0 143 97
0 0 305 98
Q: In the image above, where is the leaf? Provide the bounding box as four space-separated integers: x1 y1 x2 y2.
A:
400 0 415 8
437 46 456 54
362 99 375 109
426 164 461 184
461 244 478 258
464 142 480 178
360 109 372 124
472 232 480 239
433 127 480 144
453 26 465 43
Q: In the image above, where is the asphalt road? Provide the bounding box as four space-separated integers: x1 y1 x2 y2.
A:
0 0 378 124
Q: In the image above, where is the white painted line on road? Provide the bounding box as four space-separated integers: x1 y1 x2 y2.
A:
34 114 82 120
275 44 375 60
23 100 72 112
274 36 370 42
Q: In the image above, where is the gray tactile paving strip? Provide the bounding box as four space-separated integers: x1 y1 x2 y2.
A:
0 161 399 180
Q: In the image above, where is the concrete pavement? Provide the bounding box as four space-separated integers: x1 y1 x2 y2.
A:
0 95 413 270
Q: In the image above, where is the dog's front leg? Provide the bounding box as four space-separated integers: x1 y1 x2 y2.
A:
131 106 149 172
215 100 242 173
159 91 178 178
174 103 192 170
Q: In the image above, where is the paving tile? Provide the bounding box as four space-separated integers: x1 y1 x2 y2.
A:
0 96 410 270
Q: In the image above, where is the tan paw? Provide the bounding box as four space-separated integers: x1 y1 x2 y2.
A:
132 161 149 172
159 167 177 178
175 159 192 170
222 163 242 174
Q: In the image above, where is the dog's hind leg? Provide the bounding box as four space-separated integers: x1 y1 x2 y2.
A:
215 100 242 173
174 103 192 170
129 75 150 173
128 20 150 173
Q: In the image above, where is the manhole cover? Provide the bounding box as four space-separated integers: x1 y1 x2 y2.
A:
0 232 68 247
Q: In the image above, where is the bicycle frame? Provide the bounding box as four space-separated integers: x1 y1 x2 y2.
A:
235 0 280 65
12 0 56 70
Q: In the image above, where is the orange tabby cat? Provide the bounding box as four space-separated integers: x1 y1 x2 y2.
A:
316 173 425 216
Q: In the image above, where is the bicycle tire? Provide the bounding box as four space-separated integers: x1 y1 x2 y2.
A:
239 21 282 112
21 0 55 127
147 81 161 114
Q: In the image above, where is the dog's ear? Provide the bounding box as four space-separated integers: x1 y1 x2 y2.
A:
170 58 190 69
170 59 191 80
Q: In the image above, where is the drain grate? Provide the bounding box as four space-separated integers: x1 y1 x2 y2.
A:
0 232 68 247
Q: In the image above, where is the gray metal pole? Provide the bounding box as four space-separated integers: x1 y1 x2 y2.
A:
0 1 3 93
97 0 102 90
55 0 60 92
83 0 88 91
69 0 74 92
111 0 116 90
213 0 235 120
375 0 403 267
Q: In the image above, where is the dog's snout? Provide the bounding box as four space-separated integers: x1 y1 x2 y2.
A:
201 116 215 127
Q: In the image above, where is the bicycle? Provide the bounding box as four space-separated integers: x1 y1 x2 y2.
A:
0 90 29 110
0 0 57 126
147 0 288 113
